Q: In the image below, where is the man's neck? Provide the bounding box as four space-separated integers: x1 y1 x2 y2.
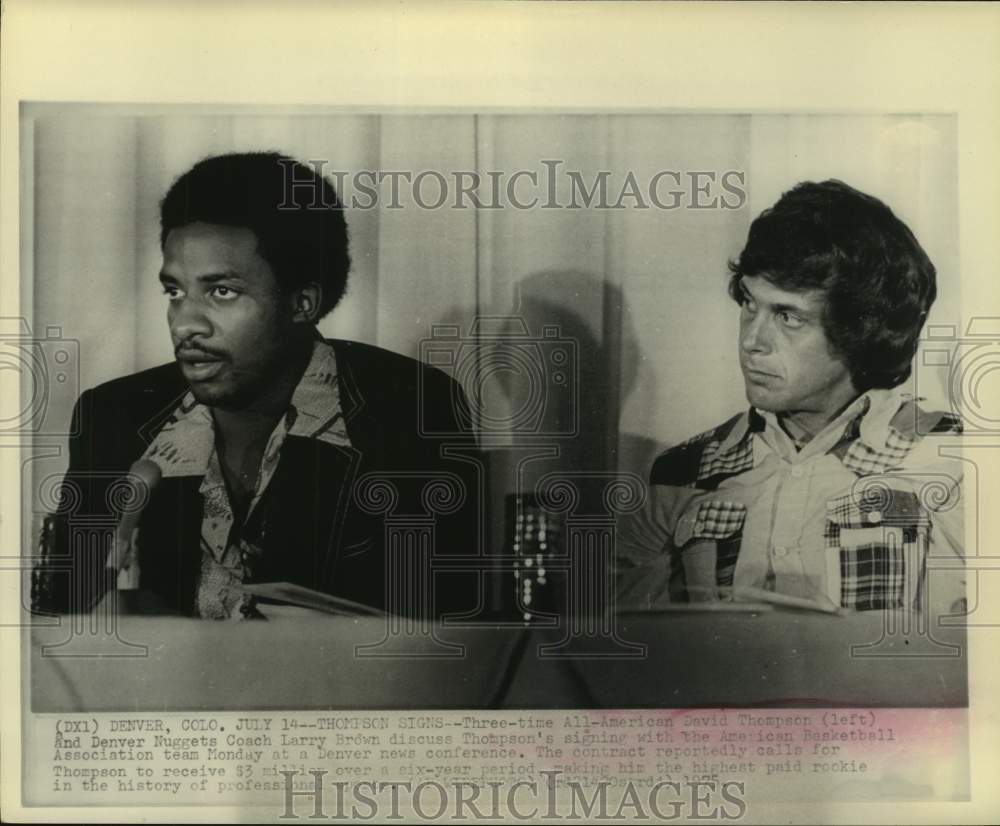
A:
211 338 314 451
777 395 862 446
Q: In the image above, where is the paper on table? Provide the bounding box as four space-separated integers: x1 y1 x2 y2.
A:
241 582 386 617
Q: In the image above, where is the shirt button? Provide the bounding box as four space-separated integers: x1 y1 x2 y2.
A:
867 511 883 525
773 546 788 558
790 466 804 479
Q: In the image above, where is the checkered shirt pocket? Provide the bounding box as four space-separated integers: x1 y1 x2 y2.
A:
825 490 929 611
839 544 907 611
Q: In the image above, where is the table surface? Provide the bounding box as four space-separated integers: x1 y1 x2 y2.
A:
29 602 967 712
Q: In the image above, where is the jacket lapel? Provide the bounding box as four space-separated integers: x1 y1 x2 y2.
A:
334 344 367 427
253 436 364 592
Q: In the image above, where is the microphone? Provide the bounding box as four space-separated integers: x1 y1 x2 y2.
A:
106 459 162 588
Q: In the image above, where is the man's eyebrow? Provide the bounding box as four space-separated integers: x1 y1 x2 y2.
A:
197 271 244 284
158 270 243 284
740 280 817 317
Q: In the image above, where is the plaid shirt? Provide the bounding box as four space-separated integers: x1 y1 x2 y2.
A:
140 340 352 619
616 389 964 613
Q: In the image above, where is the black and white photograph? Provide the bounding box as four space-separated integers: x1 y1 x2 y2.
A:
2 2 998 824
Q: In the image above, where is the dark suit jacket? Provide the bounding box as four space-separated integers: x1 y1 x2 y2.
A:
44 339 482 618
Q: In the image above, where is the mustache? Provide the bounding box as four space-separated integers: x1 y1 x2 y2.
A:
175 342 227 361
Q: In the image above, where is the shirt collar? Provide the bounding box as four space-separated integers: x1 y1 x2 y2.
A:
285 340 351 444
856 388 907 447
713 388 906 460
715 407 764 454
143 339 350 479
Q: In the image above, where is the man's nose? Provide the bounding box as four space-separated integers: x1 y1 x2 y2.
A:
740 312 772 354
168 298 212 343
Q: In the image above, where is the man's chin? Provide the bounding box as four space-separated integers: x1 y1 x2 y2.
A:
743 383 787 413
185 380 240 408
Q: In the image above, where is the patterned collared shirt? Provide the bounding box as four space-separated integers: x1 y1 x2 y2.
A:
141 340 352 619
616 390 965 614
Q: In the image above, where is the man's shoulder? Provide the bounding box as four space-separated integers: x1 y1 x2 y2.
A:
880 397 964 477
82 362 187 413
328 338 455 391
649 412 746 487
848 394 964 474
889 397 963 438
327 338 473 436
70 363 189 465
79 362 188 426
326 339 464 405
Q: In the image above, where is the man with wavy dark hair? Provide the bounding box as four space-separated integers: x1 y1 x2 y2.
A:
41 152 478 620
727 179 937 397
618 180 964 614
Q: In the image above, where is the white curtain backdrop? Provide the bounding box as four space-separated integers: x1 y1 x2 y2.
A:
24 110 958 496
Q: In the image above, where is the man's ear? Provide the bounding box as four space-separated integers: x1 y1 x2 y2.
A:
290 284 323 324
